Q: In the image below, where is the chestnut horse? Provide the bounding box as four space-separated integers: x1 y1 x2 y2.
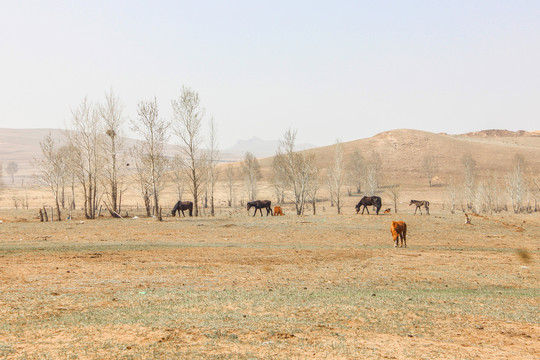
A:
247 200 273 216
273 206 284 216
391 221 407 247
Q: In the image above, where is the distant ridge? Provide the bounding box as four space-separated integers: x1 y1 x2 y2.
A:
460 129 540 137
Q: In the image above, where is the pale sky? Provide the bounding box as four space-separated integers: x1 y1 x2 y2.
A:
1 1 539 148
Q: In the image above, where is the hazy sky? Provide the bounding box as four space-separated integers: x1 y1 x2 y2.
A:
1 1 539 148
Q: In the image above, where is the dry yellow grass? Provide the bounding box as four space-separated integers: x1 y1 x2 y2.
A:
0 207 538 359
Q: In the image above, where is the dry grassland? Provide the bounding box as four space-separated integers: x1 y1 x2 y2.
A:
0 205 538 359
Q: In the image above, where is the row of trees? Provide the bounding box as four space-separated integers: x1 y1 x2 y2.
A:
242 132 384 215
447 152 539 214
35 87 218 221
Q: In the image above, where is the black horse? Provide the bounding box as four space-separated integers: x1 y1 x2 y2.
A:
172 201 193 217
355 196 382 215
247 200 273 216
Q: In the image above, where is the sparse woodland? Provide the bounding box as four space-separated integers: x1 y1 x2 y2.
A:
0 90 539 220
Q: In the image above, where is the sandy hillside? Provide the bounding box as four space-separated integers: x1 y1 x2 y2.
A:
259 129 540 185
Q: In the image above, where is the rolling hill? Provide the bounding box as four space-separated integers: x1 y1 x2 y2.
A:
258 129 540 187
1 128 539 189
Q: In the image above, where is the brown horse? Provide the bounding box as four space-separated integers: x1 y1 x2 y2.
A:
409 200 430 215
273 206 284 216
247 200 273 216
383 208 391 214
391 221 407 247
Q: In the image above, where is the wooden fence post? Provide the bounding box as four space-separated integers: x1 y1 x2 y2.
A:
42 206 49 222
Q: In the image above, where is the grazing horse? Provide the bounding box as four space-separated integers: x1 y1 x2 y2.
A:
409 200 430 215
273 206 284 216
391 221 407 247
355 196 382 215
171 201 193 217
247 200 273 216
383 208 391 214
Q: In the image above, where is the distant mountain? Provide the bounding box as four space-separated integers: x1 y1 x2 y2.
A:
0 129 313 181
223 137 316 159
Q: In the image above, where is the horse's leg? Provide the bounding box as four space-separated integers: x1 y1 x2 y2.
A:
426 205 430 215
259 208 263 216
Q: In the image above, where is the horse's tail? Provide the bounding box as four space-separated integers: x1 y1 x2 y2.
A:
189 203 193 216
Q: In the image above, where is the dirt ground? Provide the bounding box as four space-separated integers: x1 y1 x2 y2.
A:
0 206 538 359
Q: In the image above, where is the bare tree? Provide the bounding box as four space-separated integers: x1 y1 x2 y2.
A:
6 161 18 184
530 169 540 212
56 145 72 209
34 134 63 221
476 173 501 214
130 145 153 216
61 143 79 210
327 139 345 214
387 183 401 213
171 154 186 201
365 151 381 195
422 154 438 187
172 86 205 216
275 129 317 215
447 177 460 214
99 89 125 216
241 152 261 201
67 98 103 219
271 155 287 204
131 98 170 217
306 167 320 215
224 164 236 207
506 154 527 213
462 152 476 210
207 117 220 216
347 150 365 194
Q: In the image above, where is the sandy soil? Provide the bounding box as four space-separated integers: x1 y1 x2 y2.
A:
0 206 538 359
